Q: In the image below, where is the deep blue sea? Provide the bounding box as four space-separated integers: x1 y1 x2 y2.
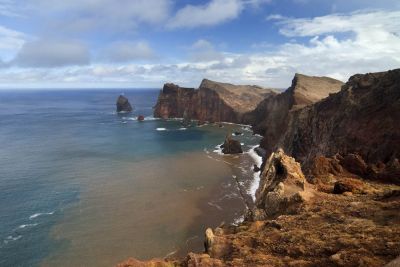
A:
0 89 261 267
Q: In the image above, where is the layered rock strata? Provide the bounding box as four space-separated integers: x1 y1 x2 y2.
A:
153 79 276 123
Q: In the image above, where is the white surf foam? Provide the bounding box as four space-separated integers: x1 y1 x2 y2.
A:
213 144 224 155
3 235 22 244
179 127 187 130
29 211 54 220
233 215 245 226
247 145 263 201
17 223 38 229
156 128 167 131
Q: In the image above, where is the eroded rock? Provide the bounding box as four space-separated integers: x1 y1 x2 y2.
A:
116 95 133 113
255 149 312 219
221 135 243 154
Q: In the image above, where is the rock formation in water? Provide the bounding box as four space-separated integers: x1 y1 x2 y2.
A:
153 79 276 123
116 95 133 113
221 134 243 154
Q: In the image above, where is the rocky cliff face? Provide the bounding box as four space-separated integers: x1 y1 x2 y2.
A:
244 74 343 156
153 79 276 123
277 69 400 175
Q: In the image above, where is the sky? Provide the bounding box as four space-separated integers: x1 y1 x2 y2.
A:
0 0 399 89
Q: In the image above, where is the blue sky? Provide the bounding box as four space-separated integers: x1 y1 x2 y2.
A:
0 0 399 88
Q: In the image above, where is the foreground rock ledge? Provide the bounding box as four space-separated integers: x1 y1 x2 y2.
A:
117 150 400 267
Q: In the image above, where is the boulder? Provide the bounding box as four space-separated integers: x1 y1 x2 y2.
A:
221 135 243 154
339 153 368 176
255 149 312 219
333 178 374 195
137 115 144 121
116 95 133 113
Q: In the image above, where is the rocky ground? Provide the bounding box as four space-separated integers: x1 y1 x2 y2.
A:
117 150 400 267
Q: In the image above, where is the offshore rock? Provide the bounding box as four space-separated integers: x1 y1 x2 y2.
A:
116 95 133 113
221 135 243 154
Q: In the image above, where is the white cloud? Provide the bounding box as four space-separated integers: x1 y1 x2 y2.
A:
99 41 156 63
167 0 244 29
276 10 400 37
0 25 29 61
188 39 225 62
28 0 172 35
13 39 90 67
1 10 399 89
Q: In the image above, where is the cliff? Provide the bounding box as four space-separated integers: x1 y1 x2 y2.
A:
244 74 343 156
153 79 276 123
277 69 400 176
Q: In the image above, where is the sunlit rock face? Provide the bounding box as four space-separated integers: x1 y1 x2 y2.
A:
154 79 276 123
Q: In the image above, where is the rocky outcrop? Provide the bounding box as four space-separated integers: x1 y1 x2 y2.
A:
277 69 400 183
116 95 133 113
254 149 312 219
154 79 276 123
221 135 243 154
244 74 343 156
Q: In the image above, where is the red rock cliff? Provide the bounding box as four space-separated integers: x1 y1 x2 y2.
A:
243 73 343 155
277 69 400 172
153 79 276 123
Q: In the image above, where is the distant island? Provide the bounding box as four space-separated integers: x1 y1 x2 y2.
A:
118 69 400 266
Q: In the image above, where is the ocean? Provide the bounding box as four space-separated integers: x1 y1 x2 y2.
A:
0 89 261 266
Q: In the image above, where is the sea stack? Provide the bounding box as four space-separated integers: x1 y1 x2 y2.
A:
221 134 243 154
116 95 133 113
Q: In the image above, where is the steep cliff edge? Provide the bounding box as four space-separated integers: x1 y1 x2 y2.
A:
153 79 276 123
278 69 400 174
244 74 343 156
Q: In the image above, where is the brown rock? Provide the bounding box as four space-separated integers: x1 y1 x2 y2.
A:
221 135 243 154
244 73 343 155
340 153 368 176
333 178 369 194
137 115 145 121
154 79 276 123
275 69 400 177
255 149 312 219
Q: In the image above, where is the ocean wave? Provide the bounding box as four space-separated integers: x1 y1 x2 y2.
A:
179 127 187 130
29 211 54 220
233 215 245 226
156 128 167 131
17 223 38 229
3 235 22 244
247 145 263 201
207 201 223 210
213 144 224 155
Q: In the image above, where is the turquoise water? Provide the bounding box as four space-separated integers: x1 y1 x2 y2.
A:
0 90 261 266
